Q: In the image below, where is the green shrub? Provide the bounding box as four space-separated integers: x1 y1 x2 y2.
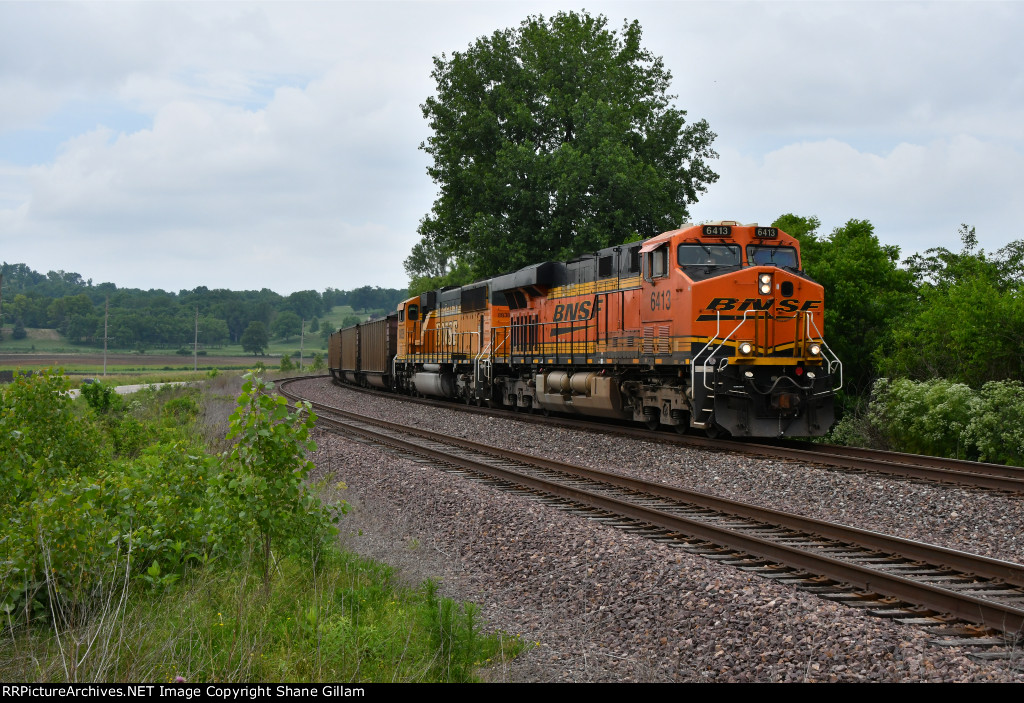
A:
209 373 340 585
831 377 1024 466
0 372 221 624
0 370 524 683
80 380 123 414
964 381 1024 466
310 353 325 372
869 378 975 458
163 392 200 422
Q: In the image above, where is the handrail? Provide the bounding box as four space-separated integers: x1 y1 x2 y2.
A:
695 310 753 392
691 311 722 395
805 314 843 393
490 319 597 358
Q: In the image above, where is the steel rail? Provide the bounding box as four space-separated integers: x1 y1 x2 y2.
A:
281 379 1024 635
767 438 1024 479
299 375 1024 493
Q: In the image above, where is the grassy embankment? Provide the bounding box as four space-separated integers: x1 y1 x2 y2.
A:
0 370 525 682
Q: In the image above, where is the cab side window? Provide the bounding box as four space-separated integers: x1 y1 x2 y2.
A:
651 246 668 278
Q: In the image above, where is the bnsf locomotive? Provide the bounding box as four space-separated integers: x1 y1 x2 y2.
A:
329 221 841 437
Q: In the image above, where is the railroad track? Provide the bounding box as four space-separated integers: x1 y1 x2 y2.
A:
296 375 1024 494
280 378 1024 645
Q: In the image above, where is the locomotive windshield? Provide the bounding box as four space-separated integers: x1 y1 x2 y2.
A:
677 243 741 268
746 245 799 269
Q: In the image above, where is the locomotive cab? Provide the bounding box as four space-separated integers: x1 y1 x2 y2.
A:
669 222 840 436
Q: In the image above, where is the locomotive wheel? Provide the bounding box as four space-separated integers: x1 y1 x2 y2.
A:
645 417 660 431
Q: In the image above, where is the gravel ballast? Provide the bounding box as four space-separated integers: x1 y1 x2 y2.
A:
296 377 1024 682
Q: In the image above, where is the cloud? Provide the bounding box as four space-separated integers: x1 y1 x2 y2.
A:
644 1 1024 150
1 1 1022 295
4 60 434 292
690 134 1024 256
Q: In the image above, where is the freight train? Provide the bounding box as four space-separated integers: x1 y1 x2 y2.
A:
329 221 841 437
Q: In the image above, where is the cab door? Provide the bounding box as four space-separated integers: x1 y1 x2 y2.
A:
397 299 420 358
639 241 672 357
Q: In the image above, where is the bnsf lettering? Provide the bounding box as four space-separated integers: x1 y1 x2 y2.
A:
708 298 822 313
552 297 602 322
776 299 823 313
738 298 774 312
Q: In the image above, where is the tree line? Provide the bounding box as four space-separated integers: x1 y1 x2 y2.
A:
772 215 1024 463
0 265 406 352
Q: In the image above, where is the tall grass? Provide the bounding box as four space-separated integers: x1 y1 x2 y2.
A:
2 549 523 682
0 371 524 683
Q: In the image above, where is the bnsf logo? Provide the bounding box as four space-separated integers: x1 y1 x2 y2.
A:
552 297 602 322
706 297 822 313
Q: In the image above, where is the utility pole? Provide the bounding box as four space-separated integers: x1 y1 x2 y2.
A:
103 296 109 376
193 306 199 372
299 319 305 370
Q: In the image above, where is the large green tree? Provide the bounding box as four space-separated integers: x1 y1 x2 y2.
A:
241 321 269 356
270 311 302 340
882 226 1024 385
410 11 718 284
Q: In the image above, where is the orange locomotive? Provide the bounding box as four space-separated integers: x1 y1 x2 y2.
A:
330 221 841 437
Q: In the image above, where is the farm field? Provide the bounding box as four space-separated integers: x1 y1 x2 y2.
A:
0 327 330 372
0 352 260 369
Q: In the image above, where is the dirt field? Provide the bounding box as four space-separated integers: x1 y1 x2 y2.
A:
0 353 263 368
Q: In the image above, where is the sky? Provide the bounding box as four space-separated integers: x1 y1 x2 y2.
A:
0 1 1021 295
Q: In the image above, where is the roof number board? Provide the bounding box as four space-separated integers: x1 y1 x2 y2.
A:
755 227 779 238
702 225 732 237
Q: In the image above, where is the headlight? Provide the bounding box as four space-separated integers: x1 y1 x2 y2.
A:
738 341 753 356
808 343 821 356
758 273 772 295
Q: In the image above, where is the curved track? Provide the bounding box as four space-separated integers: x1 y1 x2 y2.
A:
301 375 1024 494
281 377 1024 639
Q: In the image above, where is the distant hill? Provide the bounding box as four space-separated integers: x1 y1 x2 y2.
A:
0 262 406 351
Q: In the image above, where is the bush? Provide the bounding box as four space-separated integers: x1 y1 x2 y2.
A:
209 373 340 585
830 377 1024 466
0 370 524 683
964 381 1024 466
0 371 340 625
869 378 974 459
80 379 123 414
310 353 325 372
